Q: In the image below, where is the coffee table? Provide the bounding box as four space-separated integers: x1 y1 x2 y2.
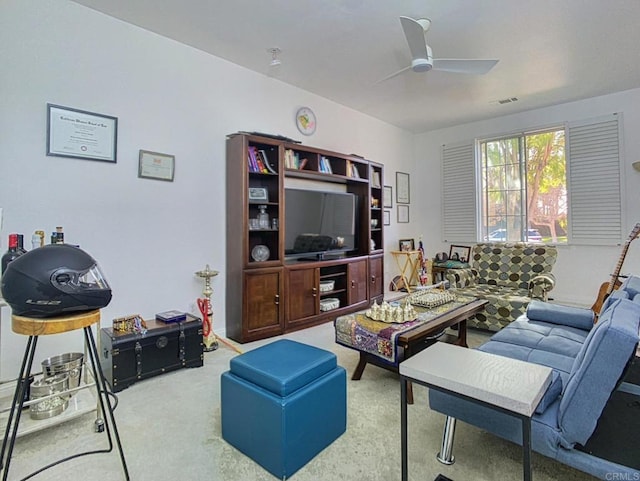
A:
334 296 487 403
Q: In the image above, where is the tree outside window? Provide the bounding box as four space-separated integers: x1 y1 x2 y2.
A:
480 129 567 243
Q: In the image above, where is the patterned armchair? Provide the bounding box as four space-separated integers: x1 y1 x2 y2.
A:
444 242 558 331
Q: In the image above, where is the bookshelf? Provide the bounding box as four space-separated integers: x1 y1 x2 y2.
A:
226 132 384 342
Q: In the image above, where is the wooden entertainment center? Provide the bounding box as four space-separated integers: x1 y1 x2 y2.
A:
225 132 384 343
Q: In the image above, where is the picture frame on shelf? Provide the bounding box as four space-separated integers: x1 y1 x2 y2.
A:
383 210 391 226
397 204 409 223
449 245 471 263
399 239 415 252
383 185 393 208
138 150 175 181
248 187 269 203
396 172 410 204
47 103 118 163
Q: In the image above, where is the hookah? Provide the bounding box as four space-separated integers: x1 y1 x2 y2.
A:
195 264 243 354
195 264 219 352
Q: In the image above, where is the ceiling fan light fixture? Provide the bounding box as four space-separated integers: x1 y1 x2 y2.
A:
411 58 432 73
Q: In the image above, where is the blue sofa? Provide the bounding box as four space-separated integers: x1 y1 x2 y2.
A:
428 275 640 479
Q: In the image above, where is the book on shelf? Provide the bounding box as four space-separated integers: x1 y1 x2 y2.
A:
247 149 259 173
247 146 267 173
319 156 333 174
347 161 360 179
371 171 381 188
285 149 298 169
258 149 277 174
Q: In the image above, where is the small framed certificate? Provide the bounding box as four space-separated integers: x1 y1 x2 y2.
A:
138 150 175 181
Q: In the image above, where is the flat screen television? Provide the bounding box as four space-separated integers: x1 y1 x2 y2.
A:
284 188 357 260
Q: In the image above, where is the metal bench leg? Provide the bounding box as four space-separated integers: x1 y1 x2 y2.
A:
436 416 457 465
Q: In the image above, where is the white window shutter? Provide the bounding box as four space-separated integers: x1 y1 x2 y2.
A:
567 114 623 245
441 142 477 242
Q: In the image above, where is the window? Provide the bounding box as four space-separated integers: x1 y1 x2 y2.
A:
480 128 567 243
441 114 622 246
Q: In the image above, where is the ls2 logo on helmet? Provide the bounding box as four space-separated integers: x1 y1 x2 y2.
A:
25 299 62 305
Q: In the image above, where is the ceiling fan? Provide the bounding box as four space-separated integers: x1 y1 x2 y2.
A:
379 16 499 82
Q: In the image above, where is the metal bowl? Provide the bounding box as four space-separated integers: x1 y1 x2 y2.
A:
29 374 70 420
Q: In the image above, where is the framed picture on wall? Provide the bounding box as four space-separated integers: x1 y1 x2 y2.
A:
383 210 391 226
138 150 175 181
383 185 393 208
47 103 118 163
397 204 409 223
396 172 410 204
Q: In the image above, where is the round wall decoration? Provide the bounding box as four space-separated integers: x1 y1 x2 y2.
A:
295 107 316 135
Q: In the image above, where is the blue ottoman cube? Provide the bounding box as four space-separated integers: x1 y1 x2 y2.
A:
221 339 347 479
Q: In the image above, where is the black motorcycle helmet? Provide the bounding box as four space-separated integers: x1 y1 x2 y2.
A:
1 244 112 318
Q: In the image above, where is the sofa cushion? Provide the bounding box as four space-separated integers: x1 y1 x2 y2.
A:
535 370 563 414
557 298 640 447
479 316 588 383
526 300 595 330
601 288 630 313
620 275 640 298
457 284 532 331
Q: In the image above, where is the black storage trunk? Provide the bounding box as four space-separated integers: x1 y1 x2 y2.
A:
100 314 203 392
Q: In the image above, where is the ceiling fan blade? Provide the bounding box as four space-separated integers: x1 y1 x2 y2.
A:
375 64 412 84
399 16 428 60
432 58 499 75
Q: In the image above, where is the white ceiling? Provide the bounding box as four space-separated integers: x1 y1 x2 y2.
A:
71 0 640 133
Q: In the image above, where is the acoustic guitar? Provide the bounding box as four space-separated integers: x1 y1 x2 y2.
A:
591 223 640 317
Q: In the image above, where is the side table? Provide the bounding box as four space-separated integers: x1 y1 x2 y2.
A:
0 310 129 480
390 250 421 292
399 342 552 481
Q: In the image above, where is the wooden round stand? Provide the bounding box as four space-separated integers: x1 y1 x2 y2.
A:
0 310 129 480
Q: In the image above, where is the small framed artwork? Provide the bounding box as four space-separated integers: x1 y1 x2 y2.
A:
383 185 393 208
138 150 175 181
248 187 269 203
47 103 118 163
397 204 409 223
383 210 391 226
396 172 410 204
449 245 471 263
399 239 415 252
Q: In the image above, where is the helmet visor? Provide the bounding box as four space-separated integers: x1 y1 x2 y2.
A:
52 264 110 293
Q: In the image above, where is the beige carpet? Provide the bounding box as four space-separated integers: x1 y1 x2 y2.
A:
4 323 596 480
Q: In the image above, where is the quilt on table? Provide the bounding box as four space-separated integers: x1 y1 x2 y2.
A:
334 295 476 364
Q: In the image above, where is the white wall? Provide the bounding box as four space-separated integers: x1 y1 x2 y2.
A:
413 89 640 306
2 1 637 379
0 0 414 377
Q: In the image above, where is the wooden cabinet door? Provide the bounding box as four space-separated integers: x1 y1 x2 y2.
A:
286 267 319 325
243 269 283 340
348 259 368 306
369 255 384 301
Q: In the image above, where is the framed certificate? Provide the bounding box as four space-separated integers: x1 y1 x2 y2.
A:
397 204 409 223
138 150 175 181
396 172 410 204
383 185 393 208
47 104 118 162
